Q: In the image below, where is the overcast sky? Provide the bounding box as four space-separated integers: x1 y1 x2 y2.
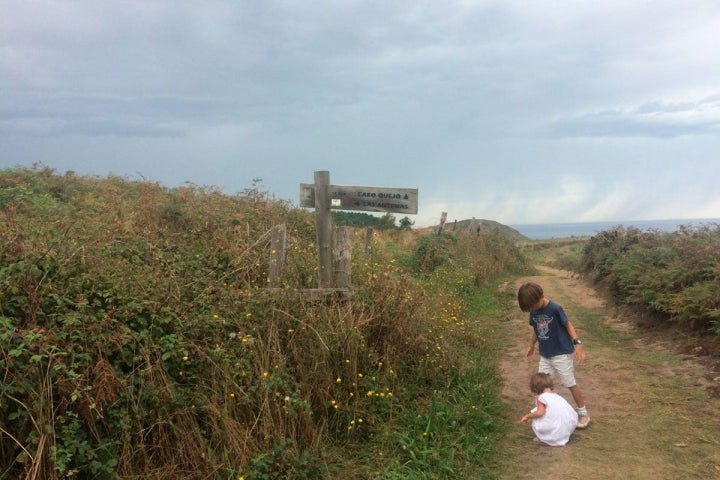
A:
2 1 720 227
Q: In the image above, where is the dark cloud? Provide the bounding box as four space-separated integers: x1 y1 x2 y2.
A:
2 0 720 225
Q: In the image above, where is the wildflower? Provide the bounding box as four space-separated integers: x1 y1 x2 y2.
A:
229 393 235 398
357 373 363 378
336 377 342 384
246 312 252 318
213 314 219 319
366 390 374 397
262 371 269 378
182 356 188 361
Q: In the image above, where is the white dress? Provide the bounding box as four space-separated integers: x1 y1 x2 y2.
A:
531 392 578 446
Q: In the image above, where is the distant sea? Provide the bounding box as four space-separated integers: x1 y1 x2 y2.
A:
510 218 720 240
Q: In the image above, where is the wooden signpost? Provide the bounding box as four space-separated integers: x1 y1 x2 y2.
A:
300 170 418 295
300 182 418 214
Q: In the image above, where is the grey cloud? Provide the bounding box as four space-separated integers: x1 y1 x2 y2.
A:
546 94 720 139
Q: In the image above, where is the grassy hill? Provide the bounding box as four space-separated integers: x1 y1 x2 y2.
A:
433 218 527 242
0 166 532 479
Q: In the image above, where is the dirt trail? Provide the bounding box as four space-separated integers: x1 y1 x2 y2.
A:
497 266 720 479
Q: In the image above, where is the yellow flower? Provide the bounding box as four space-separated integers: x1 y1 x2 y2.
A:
182 356 188 361
262 371 269 378
336 377 342 383
213 314 219 319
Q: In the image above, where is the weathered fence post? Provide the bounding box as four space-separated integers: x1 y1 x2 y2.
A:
267 224 286 288
333 226 352 289
364 227 373 256
314 171 333 288
437 211 447 235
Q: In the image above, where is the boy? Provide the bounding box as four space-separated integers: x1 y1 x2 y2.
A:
518 282 590 429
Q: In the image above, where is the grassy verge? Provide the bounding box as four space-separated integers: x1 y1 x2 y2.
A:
339 281 514 479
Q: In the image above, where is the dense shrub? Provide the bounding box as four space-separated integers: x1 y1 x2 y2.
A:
0 166 527 479
582 225 720 333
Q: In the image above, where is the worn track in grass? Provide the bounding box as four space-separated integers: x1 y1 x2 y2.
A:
496 266 720 479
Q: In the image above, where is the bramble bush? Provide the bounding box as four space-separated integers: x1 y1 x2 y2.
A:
0 166 530 479
582 224 720 334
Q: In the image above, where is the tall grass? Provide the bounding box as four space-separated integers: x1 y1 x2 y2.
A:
0 166 531 479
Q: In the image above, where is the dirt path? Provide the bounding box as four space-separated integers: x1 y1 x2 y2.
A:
497 266 720 479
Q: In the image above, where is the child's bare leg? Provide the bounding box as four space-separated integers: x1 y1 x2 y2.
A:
568 385 585 409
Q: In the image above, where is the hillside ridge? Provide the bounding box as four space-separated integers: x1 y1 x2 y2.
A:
435 217 527 241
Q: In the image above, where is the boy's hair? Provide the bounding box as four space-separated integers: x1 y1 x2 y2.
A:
517 282 544 312
530 372 554 395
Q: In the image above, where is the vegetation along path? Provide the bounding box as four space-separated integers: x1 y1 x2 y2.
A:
496 266 720 479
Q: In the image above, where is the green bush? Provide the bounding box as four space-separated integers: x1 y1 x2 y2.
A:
0 166 528 479
582 224 720 333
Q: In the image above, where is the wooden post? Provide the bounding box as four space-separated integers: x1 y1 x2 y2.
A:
267 224 286 287
437 211 447 235
314 171 333 288
364 227 373 256
333 226 352 289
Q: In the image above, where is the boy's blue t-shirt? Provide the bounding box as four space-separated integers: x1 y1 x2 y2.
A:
528 300 575 358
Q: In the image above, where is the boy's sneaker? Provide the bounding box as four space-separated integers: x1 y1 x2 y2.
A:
577 414 591 429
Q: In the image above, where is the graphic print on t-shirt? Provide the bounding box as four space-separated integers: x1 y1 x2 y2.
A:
534 314 553 340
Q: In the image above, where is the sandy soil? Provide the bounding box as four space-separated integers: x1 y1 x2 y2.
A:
496 266 720 479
